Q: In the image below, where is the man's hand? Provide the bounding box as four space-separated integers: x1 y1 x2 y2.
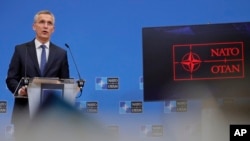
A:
18 86 27 96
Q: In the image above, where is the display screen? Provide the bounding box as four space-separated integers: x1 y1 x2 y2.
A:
143 22 250 101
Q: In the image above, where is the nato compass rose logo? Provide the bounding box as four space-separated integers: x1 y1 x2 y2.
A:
173 42 244 80
95 77 119 90
181 51 201 73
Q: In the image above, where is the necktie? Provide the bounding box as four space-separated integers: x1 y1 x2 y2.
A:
40 45 46 76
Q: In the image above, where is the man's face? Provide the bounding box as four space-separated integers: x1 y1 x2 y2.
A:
32 14 55 43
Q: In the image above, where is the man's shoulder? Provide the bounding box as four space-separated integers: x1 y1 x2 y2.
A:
15 40 34 48
50 42 66 52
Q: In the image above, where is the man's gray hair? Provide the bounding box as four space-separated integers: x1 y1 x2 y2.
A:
33 10 55 24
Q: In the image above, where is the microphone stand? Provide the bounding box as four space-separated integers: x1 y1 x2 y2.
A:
65 43 85 96
14 45 30 97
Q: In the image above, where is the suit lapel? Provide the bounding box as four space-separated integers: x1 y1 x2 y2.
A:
27 41 41 75
43 43 56 76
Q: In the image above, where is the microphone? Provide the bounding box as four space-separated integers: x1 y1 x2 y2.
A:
65 43 85 94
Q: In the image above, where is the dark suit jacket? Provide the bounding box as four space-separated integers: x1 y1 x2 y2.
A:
6 39 70 95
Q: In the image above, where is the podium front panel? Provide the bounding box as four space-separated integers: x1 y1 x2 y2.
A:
27 78 80 118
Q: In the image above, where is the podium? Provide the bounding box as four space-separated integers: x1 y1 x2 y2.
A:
27 77 81 118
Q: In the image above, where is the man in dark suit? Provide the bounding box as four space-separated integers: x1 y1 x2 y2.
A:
6 10 69 96
5 10 69 140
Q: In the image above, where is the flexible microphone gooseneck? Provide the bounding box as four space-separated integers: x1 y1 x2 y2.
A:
13 77 24 96
65 43 85 95
23 45 29 88
13 46 29 96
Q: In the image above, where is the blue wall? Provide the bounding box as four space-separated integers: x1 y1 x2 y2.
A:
1 0 250 141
